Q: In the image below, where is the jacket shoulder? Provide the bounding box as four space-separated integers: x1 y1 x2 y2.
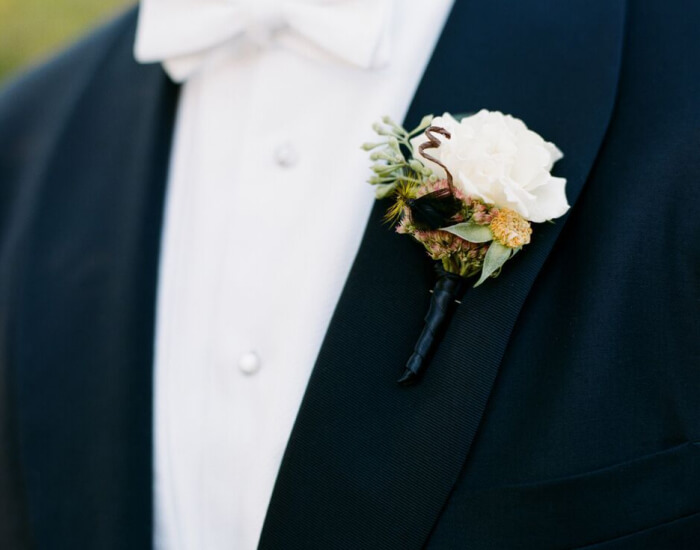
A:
0 8 139 131
0 7 140 235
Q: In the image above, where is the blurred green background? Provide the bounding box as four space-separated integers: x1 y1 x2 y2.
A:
0 0 132 82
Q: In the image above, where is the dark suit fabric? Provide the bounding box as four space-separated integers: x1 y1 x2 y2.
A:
1 1 699 549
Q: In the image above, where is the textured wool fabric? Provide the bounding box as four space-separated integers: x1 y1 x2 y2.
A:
1 0 699 549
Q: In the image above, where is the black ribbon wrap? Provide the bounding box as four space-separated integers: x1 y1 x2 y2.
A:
398 264 466 386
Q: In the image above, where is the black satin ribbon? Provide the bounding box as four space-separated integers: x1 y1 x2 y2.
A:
398 264 466 386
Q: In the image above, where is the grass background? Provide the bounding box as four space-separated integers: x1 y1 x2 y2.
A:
0 0 132 82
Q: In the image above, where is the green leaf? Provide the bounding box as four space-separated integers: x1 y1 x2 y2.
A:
374 183 397 199
416 114 434 130
443 222 494 243
474 242 513 287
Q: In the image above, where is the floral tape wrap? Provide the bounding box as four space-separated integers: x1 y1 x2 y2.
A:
398 265 465 385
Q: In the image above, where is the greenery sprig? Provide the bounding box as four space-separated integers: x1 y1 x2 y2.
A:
361 115 436 199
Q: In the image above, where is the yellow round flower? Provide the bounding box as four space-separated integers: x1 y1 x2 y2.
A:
490 208 532 248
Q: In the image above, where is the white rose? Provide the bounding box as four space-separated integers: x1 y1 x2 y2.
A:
412 110 569 223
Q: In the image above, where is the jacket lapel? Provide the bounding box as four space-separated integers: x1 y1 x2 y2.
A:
260 1 626 547
11 10 178 548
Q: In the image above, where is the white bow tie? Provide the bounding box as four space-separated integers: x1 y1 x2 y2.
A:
135 0 393 82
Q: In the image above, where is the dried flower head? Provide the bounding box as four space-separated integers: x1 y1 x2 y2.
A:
471 200 497 225
489 208 532 248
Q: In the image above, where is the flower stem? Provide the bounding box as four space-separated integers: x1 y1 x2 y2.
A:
398 264 465 386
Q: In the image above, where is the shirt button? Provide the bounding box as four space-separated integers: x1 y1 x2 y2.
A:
273 142 299 168
238 351 261 375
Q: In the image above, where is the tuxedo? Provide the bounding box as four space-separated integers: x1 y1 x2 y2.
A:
1 1 700 549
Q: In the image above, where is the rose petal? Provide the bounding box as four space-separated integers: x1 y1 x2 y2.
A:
523 176 569 222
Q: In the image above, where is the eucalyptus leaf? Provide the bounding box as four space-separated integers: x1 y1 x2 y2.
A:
474 242 512 287
414 114 434 133
374 182 397 199
443 222 494 243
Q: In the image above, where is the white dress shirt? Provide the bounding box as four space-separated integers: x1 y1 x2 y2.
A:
136 1 454 548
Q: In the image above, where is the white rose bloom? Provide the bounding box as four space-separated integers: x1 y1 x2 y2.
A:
412 110 569 223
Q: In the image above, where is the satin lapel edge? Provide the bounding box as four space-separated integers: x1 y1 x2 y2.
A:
261 1 627 548
260 1 624 548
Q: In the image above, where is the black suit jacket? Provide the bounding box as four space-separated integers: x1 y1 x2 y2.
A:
1 1 699 548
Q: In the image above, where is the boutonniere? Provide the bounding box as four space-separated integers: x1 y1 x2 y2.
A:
364 110 569 385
